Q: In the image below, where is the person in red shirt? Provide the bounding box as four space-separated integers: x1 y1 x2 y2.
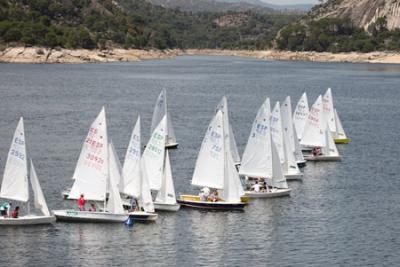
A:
11 206 19 218
78 194 85 211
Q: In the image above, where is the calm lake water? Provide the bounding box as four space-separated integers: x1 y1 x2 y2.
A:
0 56 400 266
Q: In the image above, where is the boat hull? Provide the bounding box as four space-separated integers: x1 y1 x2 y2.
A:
154 202 180 212
245 188 291 198
177 195 246 211
285 173 303 180
305 155 341 161
334 138 350 144
165 142 178 149
53 210 128 223
0 215 55 225
128 211 158 222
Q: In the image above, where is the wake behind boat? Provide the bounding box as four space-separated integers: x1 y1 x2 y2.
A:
0 118 55 226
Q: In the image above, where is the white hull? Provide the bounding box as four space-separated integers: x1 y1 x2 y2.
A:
53 210 128 223
128 211 158 222
165 142 178 149
305 155 341 162
154 202 180 212
245 188 291 198
0 215 55 225
285 173 303 180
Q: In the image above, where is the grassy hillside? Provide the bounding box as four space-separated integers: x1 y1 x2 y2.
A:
0 0 299 50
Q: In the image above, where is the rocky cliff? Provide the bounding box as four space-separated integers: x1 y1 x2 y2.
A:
309 0 400 30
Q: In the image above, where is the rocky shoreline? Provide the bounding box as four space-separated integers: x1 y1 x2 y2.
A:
1 47 400 64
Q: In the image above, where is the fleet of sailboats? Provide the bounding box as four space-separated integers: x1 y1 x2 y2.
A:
0 88 349 223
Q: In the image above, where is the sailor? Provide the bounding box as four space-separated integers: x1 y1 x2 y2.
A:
252 181 261 192
78 194 86 211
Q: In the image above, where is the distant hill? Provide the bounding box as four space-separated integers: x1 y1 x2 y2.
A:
146 0 274 13
275 0 400 53
0 0 299 50
308 0 400 30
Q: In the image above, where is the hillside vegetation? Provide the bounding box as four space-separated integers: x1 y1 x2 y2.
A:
0 0 298 50
276 0 400 52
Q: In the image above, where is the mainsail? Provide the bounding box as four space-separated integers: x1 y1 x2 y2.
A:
0 117 29 202
300 96 325 148
293 92 309 140
151 89 177 145
68 107 108 201
322 88 336 132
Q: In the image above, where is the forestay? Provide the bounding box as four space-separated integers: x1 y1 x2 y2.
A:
142 115 167 191
29 160 50 216
293 92 309 140
239 98 273 179
155 150 177 205
69 107 108 201
192 110 225 189
122 116 141 197
0 117 29 202
300 96 325 148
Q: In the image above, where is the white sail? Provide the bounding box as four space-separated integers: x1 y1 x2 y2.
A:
269 141 288 189
106 144 125 214
239 98 273 178
293 127 305 163
166 112 177 145
322 126 340 157
281 97 301 176
322 88 336 132
293 92 309 140
0 117 29 202
221 149 242 203
122 116 141 197
334 109 347 140
155 150 177 205
109 141 123 192
151 89 177 146
29 160 50 216
69 107 108 201
139 159 155 212
270 102 285 164
192 110 225 189
142 115 167 191
216 96 241 164
300 96 325 148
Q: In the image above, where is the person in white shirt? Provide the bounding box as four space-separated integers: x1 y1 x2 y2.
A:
252 181 261 192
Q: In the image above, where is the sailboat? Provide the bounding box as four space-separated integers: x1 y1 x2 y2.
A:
300 96 341 161
322 88 350 144
271 101 303 180
53 108 129 222
281 96 306 168
154 150 180 211
215 96 241 166
121 116 158 221
178 110 247 210
239 98 291 198
0 118 55 225
151 89 178 148
293 92 309 141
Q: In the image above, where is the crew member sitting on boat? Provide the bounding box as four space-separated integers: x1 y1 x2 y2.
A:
252 181 261 192
78 194 85 211
312 147 322 156
0 202 9 217
210 190 219 202
11 206 19 218
199 187 210 201
129 197 139 211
